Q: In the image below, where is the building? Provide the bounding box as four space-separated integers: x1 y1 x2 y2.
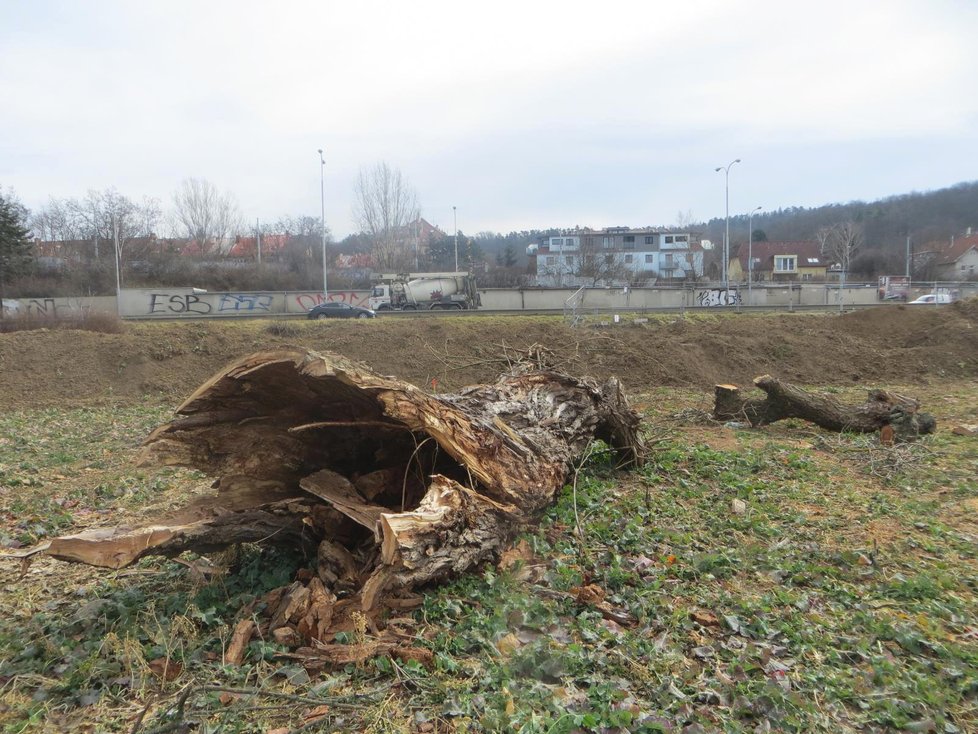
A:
729 241 828 282
529 227 703 286
929 232 978 280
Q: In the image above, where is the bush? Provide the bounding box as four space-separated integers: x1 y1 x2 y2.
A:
0 309 125 334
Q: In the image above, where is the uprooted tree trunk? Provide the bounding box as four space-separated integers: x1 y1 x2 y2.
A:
42 348 644 619
714 374 936 440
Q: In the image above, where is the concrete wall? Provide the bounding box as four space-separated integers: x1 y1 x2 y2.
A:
10 283 975 319
5 295 118 316
117 288 372 317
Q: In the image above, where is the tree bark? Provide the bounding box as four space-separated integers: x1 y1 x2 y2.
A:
713 374 935 439
42 348 644 613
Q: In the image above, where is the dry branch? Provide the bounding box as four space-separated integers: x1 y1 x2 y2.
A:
714 375 936 439
40 347 644 629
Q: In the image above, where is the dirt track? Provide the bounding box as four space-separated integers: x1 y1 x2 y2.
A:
1 302 977 411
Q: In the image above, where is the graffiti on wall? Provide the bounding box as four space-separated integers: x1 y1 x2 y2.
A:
141 290 371 315
21 298 87 316
696 289 742 307
147 292 275 315
292 291 370 310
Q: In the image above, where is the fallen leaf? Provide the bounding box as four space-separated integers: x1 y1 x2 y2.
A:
147 657 182 682
219 692 236 706
495 632 522 656
574 584 606 606
690 609 720 627
498 539 534 570
303 704 331 722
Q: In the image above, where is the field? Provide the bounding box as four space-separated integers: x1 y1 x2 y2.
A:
1 306 977 733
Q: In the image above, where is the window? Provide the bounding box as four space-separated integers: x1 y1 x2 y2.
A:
565 256 574 266
552 238 562 247
664 254 674 266
623 235 635 243
624 254 633 264
644 236 655 245
802 273 813 281
774 256 796 272
807 258 819 264
546 256 556 266
645 254 654 264
675 235 688 243
623 236 635 249
605 255 613 264
664 236 674 244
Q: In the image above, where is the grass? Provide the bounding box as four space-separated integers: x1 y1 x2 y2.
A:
0 311 125 334
0 383 977 732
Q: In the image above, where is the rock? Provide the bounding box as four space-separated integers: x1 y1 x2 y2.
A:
731 498 747 515
952 424 978 436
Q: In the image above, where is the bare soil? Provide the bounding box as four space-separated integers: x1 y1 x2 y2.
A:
1 302 976 411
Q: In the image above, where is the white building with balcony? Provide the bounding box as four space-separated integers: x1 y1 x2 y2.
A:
529 227 703 286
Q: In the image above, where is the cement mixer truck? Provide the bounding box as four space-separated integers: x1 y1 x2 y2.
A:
367 272 481 311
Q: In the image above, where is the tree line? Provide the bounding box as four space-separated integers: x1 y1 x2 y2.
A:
2 173 976 298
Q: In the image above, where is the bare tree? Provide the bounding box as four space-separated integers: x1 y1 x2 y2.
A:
353 163 420 271
172 178 241 255
31 189 160 266
675 209 697 228
275 214 333 272
818 221 863 310
575 238 631 286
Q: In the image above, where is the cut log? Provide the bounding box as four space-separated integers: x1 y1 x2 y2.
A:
38 348 644 615
713 375 936 439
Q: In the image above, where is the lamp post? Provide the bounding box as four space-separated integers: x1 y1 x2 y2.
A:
453 205 458 272
318 148 328 301
747 205 761 305
714 159 741 294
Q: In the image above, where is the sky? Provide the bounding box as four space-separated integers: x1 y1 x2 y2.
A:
2 0 977 238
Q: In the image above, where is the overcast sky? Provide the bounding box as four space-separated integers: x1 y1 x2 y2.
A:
2 0 976 237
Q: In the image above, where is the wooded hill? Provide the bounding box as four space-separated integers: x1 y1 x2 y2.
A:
701 180 978 252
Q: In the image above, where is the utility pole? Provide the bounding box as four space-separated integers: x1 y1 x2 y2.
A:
318 149 328 300
905 235 911 278
714 159 741 294
257 218 262 267
113 216 122 316
453 206 458 272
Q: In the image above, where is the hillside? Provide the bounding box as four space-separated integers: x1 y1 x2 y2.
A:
1 304 977 412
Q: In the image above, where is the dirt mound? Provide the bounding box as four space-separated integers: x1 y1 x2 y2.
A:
2 305 977 410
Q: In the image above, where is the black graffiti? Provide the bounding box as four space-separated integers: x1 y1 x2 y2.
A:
148 294 213 314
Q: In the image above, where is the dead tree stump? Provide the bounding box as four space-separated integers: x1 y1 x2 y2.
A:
41 348 645 614
714 375 936 440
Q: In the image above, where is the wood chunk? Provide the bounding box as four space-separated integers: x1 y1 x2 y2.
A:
38 348 645 611
226 619 256 665
713 375 936 439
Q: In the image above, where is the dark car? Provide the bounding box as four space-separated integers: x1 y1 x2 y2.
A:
307 302 377 319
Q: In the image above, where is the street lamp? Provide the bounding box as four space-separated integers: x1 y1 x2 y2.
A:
318 148 328 301
747 205 762 305
453 205 458 272
715 159 741 293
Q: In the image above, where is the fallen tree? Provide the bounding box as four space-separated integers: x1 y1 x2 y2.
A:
713 374 936 440
39 347 644 639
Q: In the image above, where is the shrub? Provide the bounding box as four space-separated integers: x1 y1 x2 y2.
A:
0 309 125 334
